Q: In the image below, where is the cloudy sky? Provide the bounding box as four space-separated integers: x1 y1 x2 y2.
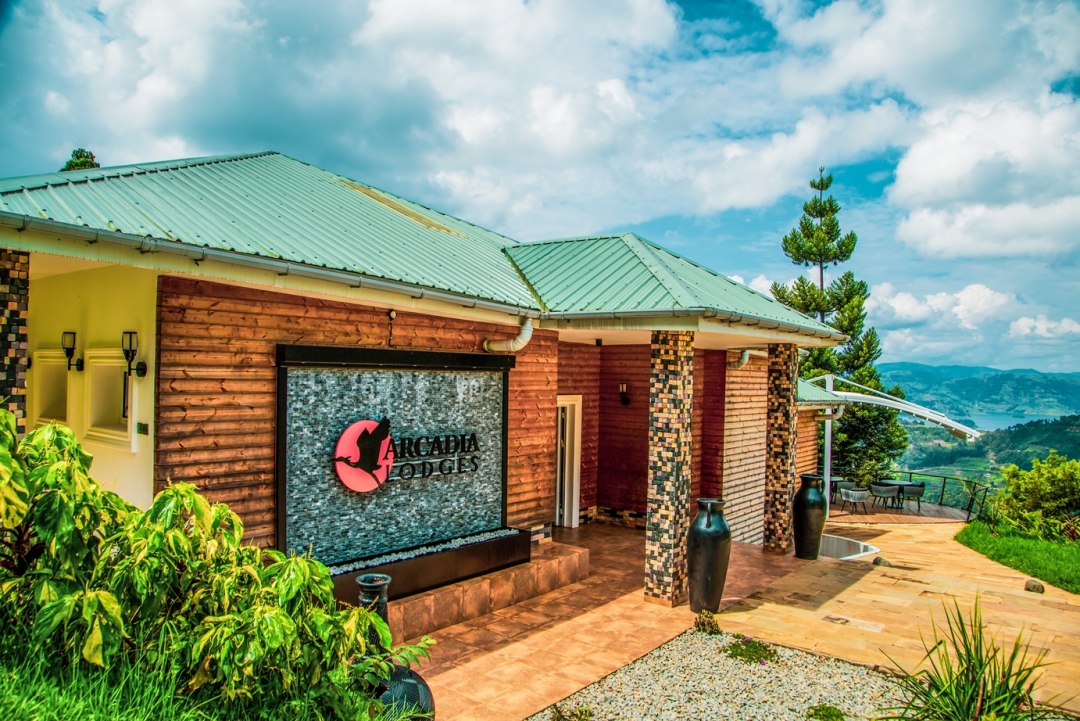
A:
1 0 1078 372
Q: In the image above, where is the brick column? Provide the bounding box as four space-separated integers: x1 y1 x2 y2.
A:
763 343 798 554
1 250 29 435
644 330 694 605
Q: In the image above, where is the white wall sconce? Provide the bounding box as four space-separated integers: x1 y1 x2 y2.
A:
62 331 83 371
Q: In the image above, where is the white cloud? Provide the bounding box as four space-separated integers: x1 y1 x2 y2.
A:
868 282 1012 330
1010 315 1080 338
748 275 775 295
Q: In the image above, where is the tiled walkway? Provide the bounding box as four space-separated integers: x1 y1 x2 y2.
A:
416 525 806 721
717 522 1080 714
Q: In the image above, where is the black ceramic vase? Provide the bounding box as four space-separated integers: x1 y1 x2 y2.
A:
793 474 827 560
356 573 436 719
687 498 732 613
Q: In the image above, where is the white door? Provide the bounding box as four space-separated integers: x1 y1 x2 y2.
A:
555 395 582 528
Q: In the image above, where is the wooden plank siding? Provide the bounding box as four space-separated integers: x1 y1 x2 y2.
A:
722 354 768 544
596 345 651 513
154 276 557 548
556 342 601 511
796 409 821 477
698 350 726 500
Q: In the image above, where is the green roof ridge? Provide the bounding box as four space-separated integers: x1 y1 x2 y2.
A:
0 151 276 194
619 233 701 309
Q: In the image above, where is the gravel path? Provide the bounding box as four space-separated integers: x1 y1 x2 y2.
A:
527 629 904 721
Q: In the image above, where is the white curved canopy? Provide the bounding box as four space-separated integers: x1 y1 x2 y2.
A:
807 374 981 441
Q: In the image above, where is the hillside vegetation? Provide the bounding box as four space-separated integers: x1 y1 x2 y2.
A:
879 362 1080 418
901 415 1080 478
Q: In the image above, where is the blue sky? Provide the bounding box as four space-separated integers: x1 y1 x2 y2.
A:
1 0 1078 371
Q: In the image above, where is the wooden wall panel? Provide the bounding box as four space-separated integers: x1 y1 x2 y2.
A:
698 350 727 500
722 354 768 544
596 345 651 514
796 409 820 477
556 342 601 511
155 276 557 548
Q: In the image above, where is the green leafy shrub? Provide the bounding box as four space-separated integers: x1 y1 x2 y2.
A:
0 413 430 718
694 609 721 635
550 704 593 720
997 451 1080 525
806 704 846 721
723 635 777 665
879 597 1061 720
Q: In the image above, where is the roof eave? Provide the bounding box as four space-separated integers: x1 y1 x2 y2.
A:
0 211 541 319
541 306 847 343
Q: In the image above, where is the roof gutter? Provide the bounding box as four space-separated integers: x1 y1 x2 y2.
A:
541 307 847 342
0 212 541 319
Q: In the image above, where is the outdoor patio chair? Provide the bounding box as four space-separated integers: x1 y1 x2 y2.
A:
869 483 900 509
902 482 926 512
839 487 869 514
832 480 855 503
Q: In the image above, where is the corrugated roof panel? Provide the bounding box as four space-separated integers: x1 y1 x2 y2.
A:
0 152 536 308
506 236 678 312
507 232 838 337
797 379 845 405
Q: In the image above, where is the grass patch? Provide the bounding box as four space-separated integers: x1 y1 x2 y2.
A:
0 631 412 721
955 521 1080 594
722 636 778 665
806 704 846 721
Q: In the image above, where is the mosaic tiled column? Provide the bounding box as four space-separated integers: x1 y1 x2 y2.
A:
1 250 29 436
763 343 799 553
644 330 694 605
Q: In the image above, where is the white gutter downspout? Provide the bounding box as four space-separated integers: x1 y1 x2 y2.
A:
483 318 533 353
727 350 751 369
823 376 845 518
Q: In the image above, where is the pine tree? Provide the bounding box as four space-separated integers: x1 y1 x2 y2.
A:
771 169 908 480
61 148 100 172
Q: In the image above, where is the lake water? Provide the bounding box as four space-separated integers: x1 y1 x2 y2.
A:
965 412 1061 431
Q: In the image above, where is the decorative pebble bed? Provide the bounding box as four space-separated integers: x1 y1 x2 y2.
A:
528 630 903 721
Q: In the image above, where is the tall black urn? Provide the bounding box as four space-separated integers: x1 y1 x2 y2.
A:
687 498 732 613
793 474 827 560
356 573 436 719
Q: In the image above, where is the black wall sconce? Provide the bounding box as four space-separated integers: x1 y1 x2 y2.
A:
121 331 147 378
121 331 147 420
619 383 630 406
62 331 83 371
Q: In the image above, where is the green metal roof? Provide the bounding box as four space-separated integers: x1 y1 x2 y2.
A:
797 379 845 406
506 233 841 338
0 151 537 309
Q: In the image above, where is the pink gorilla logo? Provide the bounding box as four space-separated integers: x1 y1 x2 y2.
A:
333 418 395 493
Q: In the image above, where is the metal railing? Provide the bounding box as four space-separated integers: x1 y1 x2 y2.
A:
831 469 992 521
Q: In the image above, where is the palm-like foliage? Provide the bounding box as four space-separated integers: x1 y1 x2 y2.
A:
881 597 1063 720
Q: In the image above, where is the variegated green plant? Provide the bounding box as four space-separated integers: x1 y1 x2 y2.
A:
0 412 431 718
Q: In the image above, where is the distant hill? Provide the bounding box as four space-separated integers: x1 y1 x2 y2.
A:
879 362 1080 418
902 414 1080 475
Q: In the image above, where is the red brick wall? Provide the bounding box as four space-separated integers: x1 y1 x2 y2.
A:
155 277 557 547
596 345 651 514
556 342 601 511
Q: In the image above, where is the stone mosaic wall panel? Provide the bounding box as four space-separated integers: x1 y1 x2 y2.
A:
284 367 505 566
764 343 799 553
644 330 694 604
0 250 28 435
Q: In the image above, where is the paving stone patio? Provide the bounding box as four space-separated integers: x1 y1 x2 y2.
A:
411 520 1080 720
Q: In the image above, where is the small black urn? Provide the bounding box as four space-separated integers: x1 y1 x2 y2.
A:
356 573 436 719
793 474 827 560
687 498 732 613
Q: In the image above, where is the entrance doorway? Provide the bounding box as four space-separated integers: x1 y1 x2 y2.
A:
555 395 582 528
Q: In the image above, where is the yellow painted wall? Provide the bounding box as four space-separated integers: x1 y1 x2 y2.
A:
28 265 159 508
